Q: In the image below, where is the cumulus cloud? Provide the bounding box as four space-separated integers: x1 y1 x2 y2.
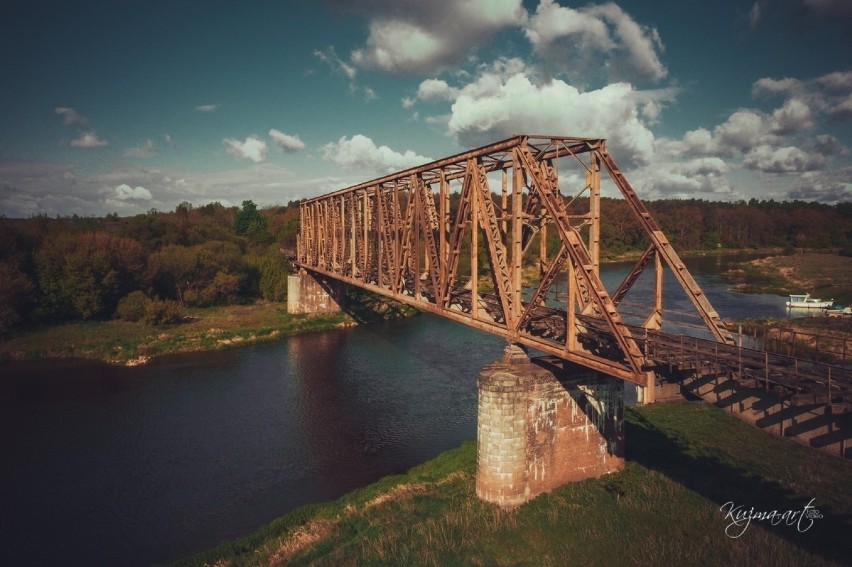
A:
321 134 431 174
114 184 152 201
743 144 826 173
788 169 852 203
417 78 460 102
445 69 657 166
224 136 268 163
525 0 666 83
637 157 733 198
195 104 219 113
268 129 306 153
753 70 852 119
55 107 88 127
768 98 813 134
814 134 847 156
658 109 778 158
345 0 526 74
70 131 108 148
124 139 158 158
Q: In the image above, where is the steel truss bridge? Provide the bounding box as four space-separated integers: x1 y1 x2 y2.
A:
294 135 851 406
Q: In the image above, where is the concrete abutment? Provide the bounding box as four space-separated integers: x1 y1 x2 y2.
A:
287 269 346 315
476 345 625 508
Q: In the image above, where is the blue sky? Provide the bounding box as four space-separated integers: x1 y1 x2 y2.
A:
1 0 850 217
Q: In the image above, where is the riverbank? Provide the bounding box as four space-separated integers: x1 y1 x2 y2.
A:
172 401 851 566
723 251 852 305
0 289 417 366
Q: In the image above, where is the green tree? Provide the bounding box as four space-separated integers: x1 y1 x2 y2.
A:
234 200 265 235
34 232 146 321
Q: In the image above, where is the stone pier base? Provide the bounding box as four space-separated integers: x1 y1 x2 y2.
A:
476 345 625 508
286 269 346 315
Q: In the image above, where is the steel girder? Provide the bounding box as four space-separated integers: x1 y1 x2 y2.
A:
295 135 733 385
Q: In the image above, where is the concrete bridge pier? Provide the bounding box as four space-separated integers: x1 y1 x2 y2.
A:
476 344 625 508
287 269 346 315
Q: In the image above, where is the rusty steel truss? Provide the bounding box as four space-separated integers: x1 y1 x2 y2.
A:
295 135 735 386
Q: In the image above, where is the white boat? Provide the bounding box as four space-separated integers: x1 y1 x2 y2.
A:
786 293 833 309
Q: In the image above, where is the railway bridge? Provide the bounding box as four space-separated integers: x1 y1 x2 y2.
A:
290 135 851 507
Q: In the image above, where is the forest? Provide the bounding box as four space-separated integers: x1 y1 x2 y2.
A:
0 197 849 336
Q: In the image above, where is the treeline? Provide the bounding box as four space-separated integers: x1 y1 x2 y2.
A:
600 198 851 254
0 196 849 335
0 200 300 334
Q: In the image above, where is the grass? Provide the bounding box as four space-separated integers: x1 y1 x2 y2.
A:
0 290 417 366
725 252 852 305
170 401 852 567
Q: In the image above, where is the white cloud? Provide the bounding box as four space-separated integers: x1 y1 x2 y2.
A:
768 98 813 134
124 139 158 158
401 96 416 108
525 0 666 83
268 129 306 153
353 20 447 73
753 71 852 119
347 0 526 74
164 133 176 147
55 107 88 127
224 136 268 163
0 160 343 218
195 104 219 113
636 157 733 198
114 184 152 201
314 45 377 100
714 110 766 153
321 134 432 174
446 70 657 166
70 131 108 148
814 134 847 156
787 169 852 202
743 144 826 173
417 78 460 102
314 46 357 80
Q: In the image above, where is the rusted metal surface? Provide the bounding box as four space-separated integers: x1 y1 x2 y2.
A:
294 134 849 401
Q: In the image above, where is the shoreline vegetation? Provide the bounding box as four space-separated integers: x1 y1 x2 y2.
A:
171 401 852 566
2 248 850 367
0 289 417 367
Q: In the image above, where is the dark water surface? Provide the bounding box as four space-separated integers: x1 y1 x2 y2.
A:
0 254 793 566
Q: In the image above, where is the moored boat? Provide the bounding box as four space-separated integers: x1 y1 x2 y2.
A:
786 293 833 309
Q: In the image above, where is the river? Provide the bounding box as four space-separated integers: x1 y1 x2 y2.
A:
0 253 794 566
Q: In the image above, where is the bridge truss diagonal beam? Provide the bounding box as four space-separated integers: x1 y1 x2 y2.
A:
295 135 734 386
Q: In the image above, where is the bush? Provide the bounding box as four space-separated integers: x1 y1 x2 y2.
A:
144 298 185 326
114 290 148 321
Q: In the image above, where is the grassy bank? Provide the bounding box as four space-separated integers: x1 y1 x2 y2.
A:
172 401 851 567
724 252 852 305
0 290 416 366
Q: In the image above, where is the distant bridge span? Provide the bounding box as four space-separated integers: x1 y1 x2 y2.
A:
294 135 851 407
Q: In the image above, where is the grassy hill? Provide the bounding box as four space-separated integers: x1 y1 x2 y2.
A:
172 401 851 566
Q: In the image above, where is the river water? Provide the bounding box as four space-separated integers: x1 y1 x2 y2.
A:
0 254 794 566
